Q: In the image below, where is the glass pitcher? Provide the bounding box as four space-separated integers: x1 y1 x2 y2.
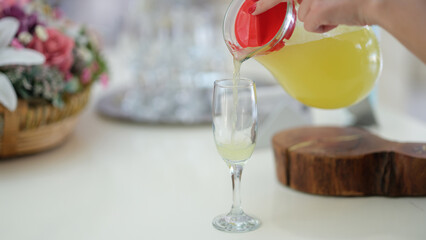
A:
223 0 382 109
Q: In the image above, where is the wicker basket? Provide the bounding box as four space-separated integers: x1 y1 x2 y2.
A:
0 88 91 158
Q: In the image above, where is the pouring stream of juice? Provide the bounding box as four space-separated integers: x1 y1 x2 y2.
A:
231 59 241 143
215 56 256 164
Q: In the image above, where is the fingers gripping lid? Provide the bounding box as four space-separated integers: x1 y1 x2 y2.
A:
234 0 295 50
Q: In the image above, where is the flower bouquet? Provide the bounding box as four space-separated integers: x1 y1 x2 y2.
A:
0 0 108 157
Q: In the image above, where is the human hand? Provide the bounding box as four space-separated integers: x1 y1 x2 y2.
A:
251 0 374 33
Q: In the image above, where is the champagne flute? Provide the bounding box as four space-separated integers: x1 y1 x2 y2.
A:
212 78 260 233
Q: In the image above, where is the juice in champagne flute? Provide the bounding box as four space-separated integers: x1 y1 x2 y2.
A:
216 141 255 163
212 78 259 232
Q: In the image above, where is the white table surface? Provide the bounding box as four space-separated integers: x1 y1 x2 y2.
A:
1 88 426 240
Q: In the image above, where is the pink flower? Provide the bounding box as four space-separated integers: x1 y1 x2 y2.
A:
81 68 92 84
27 28 74 76
11 38 23 49
99 73 109 88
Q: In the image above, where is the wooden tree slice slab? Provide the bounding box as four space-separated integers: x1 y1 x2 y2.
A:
272 126 426 197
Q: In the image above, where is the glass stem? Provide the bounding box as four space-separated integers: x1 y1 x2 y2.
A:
229 164 244 215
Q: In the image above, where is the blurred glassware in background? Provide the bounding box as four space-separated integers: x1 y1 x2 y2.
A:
97 0 231 124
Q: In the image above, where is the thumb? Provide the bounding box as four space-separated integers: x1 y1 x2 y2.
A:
251 0 288 15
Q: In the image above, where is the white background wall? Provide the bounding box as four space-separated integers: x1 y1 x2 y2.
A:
378 29 426 122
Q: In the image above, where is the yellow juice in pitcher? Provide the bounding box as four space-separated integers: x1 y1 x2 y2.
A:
255 26 381 109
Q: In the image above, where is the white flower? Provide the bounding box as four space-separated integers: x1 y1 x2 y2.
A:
77 47 93 63
18 31 33 44
35 25 48 41
0 17 45 112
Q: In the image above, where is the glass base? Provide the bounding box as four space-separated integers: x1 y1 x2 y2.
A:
212 212 261 233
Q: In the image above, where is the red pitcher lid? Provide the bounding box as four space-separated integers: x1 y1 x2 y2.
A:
235 0 296 51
